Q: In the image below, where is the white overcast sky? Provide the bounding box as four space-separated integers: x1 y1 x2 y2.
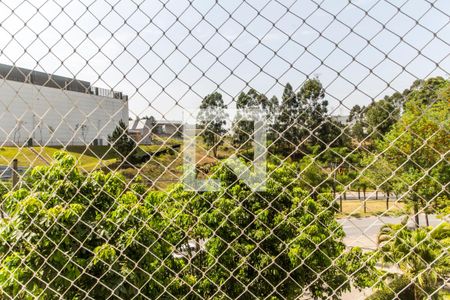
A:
0 0 449 120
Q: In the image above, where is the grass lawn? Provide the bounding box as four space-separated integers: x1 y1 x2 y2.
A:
121 139 236 190
338 199 407 218
0 143 190 173
151 135 182 146
0 146 118 171
122 152 183 190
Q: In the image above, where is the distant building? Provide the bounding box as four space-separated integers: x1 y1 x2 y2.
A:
153 120 183 139
331 115 350 125
128 117 183 145
0 64 128 146
128 117 155 145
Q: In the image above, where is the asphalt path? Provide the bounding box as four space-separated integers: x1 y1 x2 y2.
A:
339 214 445 249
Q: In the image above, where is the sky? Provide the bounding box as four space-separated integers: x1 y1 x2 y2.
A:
0 0 449 121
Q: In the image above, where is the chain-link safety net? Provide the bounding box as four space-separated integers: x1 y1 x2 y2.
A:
0 0 449 299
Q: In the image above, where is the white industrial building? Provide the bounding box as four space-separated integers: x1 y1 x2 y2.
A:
0 64 128 146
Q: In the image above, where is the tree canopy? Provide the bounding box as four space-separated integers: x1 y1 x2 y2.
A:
379 77 449 225
0 152 375 299
108 120 137 163
198 92 228 158
0 152 184 299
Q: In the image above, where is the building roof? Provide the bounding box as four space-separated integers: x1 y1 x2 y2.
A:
155 120 183 125
0 63 127 100
129 118 153 131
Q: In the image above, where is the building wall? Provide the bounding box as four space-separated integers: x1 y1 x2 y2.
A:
162 124 183 138
0 80 128 146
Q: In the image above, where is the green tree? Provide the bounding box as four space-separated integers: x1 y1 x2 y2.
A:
169 160 375 299
299 78 348 148
380 77 449 227
353 173 374 214
297 78 329 148
0 181 7 201
363 156 398 210
318 147 357 201
0 181 9 218
108 120 137 163
297 155 327 200
275 78 339 155
372 221 450 300
365 99 400 141
0 152 184 299
267 95 279 141
383 90 407 111
198 92 227 158
348 104 368 142
325 119 351 148
274 82 301 155
404 76 448 107
233 89 277 148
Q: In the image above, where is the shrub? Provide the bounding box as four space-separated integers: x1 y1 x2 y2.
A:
0 152 183 299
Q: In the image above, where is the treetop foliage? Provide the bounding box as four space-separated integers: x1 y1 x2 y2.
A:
108 120 137 162
0 152 374 299
198 92 228 158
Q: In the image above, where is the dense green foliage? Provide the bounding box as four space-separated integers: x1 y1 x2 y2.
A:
378 77 449 224
0 182 7 200
372 221 450 299
0 76 448 299
0 182 8 217
274 79 348 156
233 88 278 148
0 152 375 299
364 99 400 139
199 92 228 158
166 161 374 299
0 152 183 299
108 120 137 163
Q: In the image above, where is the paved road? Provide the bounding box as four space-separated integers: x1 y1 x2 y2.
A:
338 215 448 299
340 214 445 249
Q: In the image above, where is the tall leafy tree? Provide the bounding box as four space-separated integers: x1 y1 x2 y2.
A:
169 160 375 299
108 120 137 162
365 99 400 140
380 77 449 227
363 155 400 210
348 92 404 145
297 78 328 147
198 92 227 158
275 78 337 155
233 89 277 148
348 104 368 142
319 118 351 148
274 82 302 155
0 181 8 218
296 78 349 148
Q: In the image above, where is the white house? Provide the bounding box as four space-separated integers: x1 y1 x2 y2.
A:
0 64 128 146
